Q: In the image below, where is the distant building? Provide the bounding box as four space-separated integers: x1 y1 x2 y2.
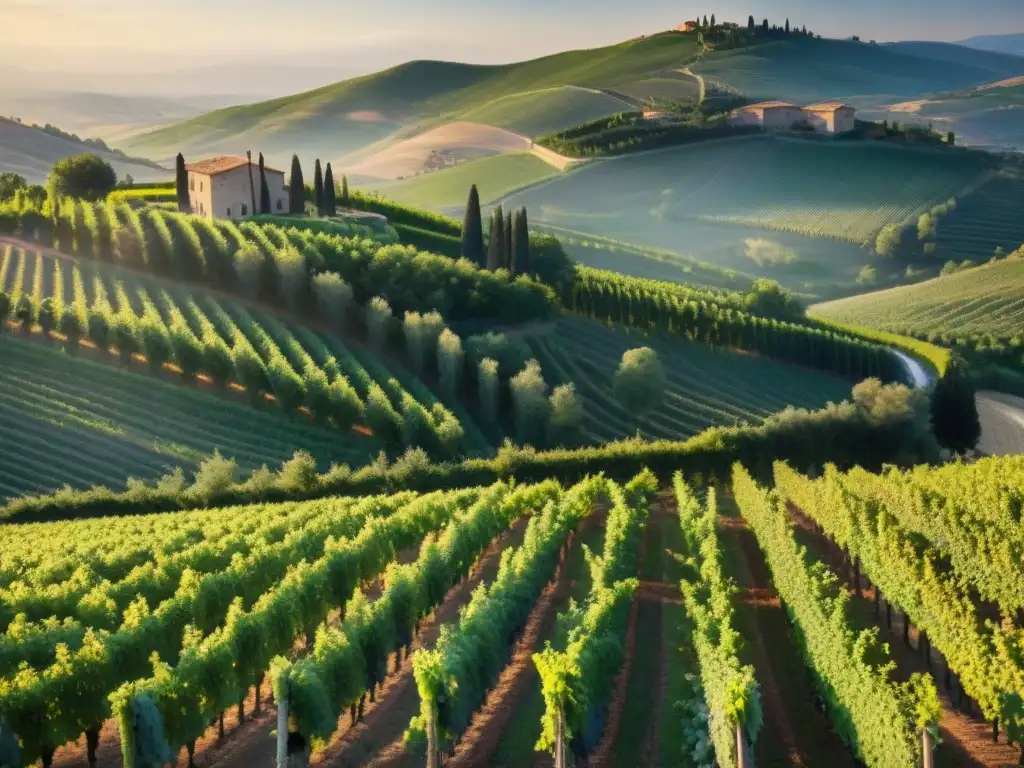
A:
677 20 699 32
185 155 288 220
729 101 856 134
642 109 666 121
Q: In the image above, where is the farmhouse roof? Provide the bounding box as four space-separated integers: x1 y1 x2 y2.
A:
186 156 284 176
744 101 798 110
804 102 855 112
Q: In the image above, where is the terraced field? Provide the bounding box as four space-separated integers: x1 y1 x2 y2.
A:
932 173 1024 263
811 257 1024 337
0 334 366 500
504 136 989 245
524 315 851 444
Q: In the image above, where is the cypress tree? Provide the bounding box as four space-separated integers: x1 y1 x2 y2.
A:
710 13 716 26
487 206 504 272
324 163 336 216
931 356 981 454
289 155 305 214
785 18 790 33
518 207 530 275
461 184 485 267
504 210 513 269
748 15 755 29
341 174 350 207
175 153 189 212
245 150 257 218
509 209 521 277
258 153 271 215
703 14 708 27
313 159 324 216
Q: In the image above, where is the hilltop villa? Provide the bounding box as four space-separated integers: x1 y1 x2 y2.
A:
730 101 857 134
677 21 699 31
185 156 289 220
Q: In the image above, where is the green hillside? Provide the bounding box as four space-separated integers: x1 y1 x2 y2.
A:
0 334 365 500
929 172 1024 263
525 315 850 443
372 152 559 208
693 37 1024 105
810 257 1024 338
497 136 988 296
123 33 1023 169
887 81 1024 151
454 87 633 138
124 33 703 166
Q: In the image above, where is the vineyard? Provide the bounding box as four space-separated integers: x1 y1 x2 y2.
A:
524 315 851 443
503 135 989 244
4 451 1018 767
811 256 1024 337
930 173 1024 264
0 243 486 496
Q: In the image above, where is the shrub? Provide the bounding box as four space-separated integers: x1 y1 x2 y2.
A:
478 357 500 425
403 310 444 374
188 451 238 500
510 359 550 447
613 347 665 428
233 244 264 299
548 383 585 447
276 245 308 308
365 383 403 447
312 271 353 329
327 376 363 430
365 296 393 352
276 451 320 493
48 154 117 201
437 329 464 398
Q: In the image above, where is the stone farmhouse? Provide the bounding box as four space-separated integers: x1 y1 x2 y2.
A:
185 156 289 220
730 101 857 134
677 20 699 31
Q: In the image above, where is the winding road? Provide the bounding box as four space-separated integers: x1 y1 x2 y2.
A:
890 350 1024 456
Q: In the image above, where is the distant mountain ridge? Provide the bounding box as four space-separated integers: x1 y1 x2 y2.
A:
956 32 1024 57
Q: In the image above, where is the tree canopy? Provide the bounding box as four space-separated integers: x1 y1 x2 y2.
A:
48 154 117 201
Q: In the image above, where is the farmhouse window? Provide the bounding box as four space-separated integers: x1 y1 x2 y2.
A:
200 181 204 192
241 204 248 216
190 177 194 191
276 199 283 211
226 208 231 217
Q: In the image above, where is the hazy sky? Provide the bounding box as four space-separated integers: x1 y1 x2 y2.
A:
3 0 1021 89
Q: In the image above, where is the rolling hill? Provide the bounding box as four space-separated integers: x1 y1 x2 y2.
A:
885 78 1024 151
122 32 1023 171
0 117 169 184
371 152 560 208
810 255 1024 338
495 135 989 296
122 33 704 167
692 37 1024 106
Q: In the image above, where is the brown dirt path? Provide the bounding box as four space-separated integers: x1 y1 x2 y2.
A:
786 502 1023 768
440 520 584 768
583 506 651 768
717 495 857 768
314 518 530 768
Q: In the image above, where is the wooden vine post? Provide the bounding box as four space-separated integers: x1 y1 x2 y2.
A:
426 702 440 768
921 728 935 768
736 721 755 768
276 694 289 768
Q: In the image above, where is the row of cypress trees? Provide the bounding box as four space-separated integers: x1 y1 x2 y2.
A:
460 184 531 277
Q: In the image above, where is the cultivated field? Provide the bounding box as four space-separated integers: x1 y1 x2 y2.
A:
504 136 988 245
0 333 366 500
524 315 851 444
811 257 1024 337
374 152 560 207
5 454 1022 768
931 173 1024 263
